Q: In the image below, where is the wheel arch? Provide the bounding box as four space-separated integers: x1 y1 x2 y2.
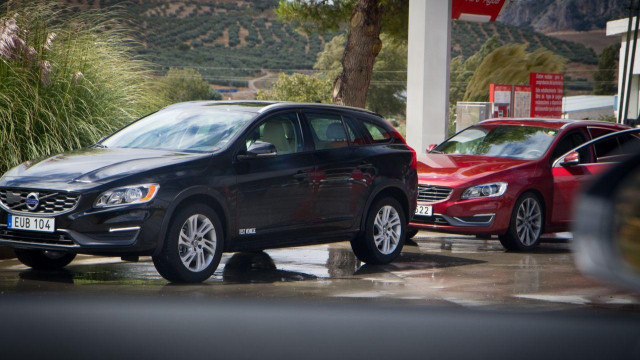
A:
154 186 232 256
360 184 410 231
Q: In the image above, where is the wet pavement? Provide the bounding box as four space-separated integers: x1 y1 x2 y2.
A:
1 231 639 311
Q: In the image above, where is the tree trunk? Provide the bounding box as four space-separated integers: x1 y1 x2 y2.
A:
332 0 383 108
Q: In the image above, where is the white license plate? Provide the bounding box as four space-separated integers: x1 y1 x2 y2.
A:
415 205 433 216
7 215 55 233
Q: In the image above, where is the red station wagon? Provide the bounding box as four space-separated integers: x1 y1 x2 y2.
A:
409 119 638 251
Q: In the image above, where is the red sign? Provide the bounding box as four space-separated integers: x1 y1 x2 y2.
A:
529 73 564 118
452 0 507 22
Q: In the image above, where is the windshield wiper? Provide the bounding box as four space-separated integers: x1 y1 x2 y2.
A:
92 144 108 149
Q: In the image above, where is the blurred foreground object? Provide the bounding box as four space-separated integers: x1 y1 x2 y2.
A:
574 150 640 292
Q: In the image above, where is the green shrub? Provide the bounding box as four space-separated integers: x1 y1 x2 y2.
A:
257 73 332 103
0 1 165 173
157 68 211 103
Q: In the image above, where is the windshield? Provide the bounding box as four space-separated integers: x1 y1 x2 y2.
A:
434 125 559 159
101 108 255 152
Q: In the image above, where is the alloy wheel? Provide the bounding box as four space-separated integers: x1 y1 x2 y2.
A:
515 198 542 246
178 214 217 272
373 205 402 255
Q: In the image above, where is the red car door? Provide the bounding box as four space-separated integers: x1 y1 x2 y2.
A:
549 130 592 227
551 129 640 228
551 162 610 227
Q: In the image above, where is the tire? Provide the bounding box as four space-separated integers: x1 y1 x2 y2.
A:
14 249 75 270
152 203 224 283
406 229 419 239
351 197 406 265
499 192 544 251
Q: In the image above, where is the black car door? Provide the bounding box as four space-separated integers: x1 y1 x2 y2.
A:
234 111 315 242
303 111 370 232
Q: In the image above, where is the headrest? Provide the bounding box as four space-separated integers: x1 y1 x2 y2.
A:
326 122 346 140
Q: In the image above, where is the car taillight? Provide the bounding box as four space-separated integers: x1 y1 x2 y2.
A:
409 146 417 170
390 128 406 144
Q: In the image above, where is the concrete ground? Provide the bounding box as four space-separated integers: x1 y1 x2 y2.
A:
0 231 638 312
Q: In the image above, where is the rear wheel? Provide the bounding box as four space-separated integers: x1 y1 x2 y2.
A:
153 203 224 283
499 193 544 251
14 249 75 270
351 197 406 264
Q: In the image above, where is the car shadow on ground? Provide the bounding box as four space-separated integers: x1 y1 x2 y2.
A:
221 252 318 284
354 251 486 275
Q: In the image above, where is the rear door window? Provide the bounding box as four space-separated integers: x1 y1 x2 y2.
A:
343 117 368 145
594 137 621 161
306 112 349 150
594 132 640 163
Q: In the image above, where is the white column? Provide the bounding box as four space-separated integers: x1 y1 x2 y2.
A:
406 0 451 153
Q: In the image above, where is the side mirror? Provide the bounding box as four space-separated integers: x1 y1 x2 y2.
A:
238 141 277 160
426 144 438 153
561 151 580 167
573 151 640 293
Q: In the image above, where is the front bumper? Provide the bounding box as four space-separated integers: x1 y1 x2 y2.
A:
409 196 512 235
0 203 165 255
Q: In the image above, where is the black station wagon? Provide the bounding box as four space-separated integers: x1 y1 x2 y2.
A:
0 101 418 283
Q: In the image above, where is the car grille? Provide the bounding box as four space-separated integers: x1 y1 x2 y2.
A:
0 229 75 246
0 189 80 215
417 185 453 203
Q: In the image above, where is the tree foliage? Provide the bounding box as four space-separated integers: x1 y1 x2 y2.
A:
593 44 619 95
276 0 408 41
276 0 408 107
464 44 567 101
314 34 407 116
256 73 332 103
450 35 501 106
158 68 213 104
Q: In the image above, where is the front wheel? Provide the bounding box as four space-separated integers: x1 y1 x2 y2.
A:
499 193 544 251
153 203 224 283
14 249 75 270
351 197 406 264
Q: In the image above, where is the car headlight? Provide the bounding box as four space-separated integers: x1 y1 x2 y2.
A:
461 182 507 200
94 184 159 208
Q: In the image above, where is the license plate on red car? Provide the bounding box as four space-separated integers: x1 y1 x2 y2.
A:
415 205 433 216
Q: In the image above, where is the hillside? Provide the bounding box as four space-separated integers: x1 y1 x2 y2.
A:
498 0 626 33
62 0 600 92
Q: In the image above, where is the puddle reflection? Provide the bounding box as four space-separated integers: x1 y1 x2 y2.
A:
222 252 317 283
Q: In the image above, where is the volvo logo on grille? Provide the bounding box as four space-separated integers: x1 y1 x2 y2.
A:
25 192 40 211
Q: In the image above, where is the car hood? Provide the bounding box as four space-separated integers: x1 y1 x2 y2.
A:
417 153 533 187
0 147 208 189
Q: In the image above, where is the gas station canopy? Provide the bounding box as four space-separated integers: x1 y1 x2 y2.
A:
451 0 507 23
